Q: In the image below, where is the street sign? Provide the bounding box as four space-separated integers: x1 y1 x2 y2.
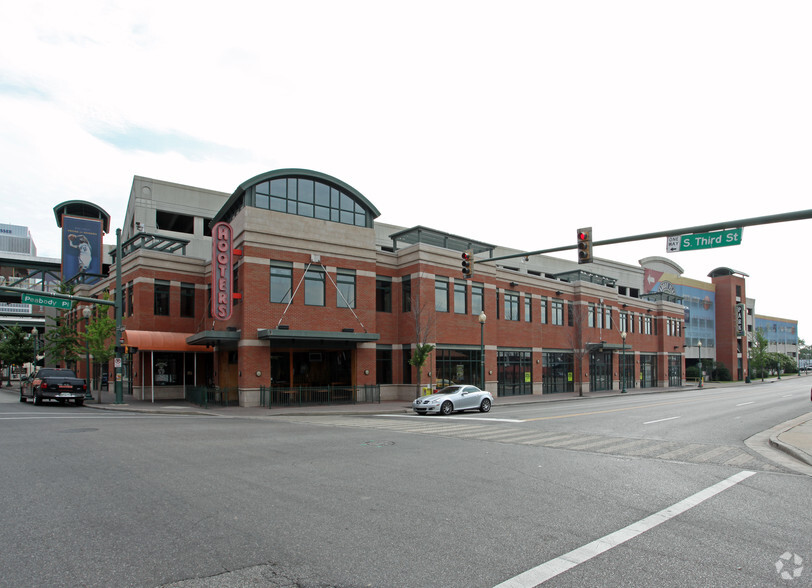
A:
21 292 73 310
667 228 743 252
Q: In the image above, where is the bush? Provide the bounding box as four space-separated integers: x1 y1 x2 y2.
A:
714 364 732 381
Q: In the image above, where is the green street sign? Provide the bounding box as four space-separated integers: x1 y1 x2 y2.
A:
667 228 743 252
21 292 73 310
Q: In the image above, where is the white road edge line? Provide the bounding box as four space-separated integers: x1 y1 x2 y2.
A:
643 416 681 425
493 470 757 588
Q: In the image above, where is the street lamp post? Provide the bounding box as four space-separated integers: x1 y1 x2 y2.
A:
620 331 627 393
697 340 703 388
30 327 38 375
478 311 486 389
82 305 93 400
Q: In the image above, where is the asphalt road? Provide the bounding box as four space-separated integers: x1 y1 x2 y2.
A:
0 380 809 587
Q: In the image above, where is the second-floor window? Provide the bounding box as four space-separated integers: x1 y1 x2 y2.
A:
337 269 356 308
305 268 325 306
454 282 467 314
551 300 564 326
270 263 292 304
472 283 484 316
180 283 195 317
435 278 449 312
154 280 170 316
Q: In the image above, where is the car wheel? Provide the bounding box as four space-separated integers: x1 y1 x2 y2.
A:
440 401 453 416
479 398 491 413
75 398 84 407
33 391 42 406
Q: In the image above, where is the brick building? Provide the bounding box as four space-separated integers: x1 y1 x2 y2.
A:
68 169 688 406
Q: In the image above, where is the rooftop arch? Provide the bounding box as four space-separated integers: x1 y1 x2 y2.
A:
212 168 380 228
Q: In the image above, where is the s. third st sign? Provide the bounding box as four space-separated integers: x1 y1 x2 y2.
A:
667 228 743 252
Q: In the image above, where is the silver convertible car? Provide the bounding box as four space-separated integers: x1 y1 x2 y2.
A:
412 385 493 415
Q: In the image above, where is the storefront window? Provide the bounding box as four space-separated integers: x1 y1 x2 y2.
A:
153 352 181 385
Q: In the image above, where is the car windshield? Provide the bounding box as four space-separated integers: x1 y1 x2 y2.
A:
434 386 463 395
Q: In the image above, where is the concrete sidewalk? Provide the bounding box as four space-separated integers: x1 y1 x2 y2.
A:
82 379 812 471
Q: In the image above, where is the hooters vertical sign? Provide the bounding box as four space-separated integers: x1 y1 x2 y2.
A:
211 222 233 320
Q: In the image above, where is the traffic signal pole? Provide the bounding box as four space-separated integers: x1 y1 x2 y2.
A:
486 209 812 263
114 228 124 404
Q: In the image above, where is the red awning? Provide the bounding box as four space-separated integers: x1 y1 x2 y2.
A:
123 330 208 353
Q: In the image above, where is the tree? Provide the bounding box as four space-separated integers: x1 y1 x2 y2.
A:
750 328 769 382
408 290 436 398
0 326 35 386
798 338 811 361
83 294 116 398
44 314 82 370
43 283 81 369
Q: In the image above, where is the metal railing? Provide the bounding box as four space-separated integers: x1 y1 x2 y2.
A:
259 385 380 408
186 386 239 408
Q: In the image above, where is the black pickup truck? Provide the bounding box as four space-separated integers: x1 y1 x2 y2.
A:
20 368 87 406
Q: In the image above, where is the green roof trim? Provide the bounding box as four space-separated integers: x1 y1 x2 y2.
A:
53 200 112 233
212 168 380 224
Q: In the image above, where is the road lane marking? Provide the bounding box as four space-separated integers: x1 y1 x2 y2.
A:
493 470 757 587
376 414 524 422
736 402 755 406
521 398 705 422
643 416 681 425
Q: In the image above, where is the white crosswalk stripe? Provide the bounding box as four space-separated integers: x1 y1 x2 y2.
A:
276 415 786 472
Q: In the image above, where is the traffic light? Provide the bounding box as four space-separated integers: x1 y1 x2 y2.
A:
461 250 474 278
577 227 593 264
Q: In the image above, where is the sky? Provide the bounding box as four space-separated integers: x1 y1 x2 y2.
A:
1 1 810 343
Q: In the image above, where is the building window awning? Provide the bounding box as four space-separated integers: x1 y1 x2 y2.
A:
257 328 380 344
186 330 241 346
124 330 210 352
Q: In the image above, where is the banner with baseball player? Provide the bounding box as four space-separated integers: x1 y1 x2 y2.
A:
61 215 103 282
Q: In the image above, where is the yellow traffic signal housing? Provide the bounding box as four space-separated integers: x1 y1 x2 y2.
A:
461 250 474 278
577 227 593 264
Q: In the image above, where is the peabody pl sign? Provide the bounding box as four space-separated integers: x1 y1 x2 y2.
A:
667 228 743 252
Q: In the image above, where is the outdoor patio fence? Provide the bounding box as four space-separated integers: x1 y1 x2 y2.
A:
186 386 239 408
259 385 380 408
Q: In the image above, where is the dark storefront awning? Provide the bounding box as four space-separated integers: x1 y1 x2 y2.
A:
185 330 242 347
257 328 379 348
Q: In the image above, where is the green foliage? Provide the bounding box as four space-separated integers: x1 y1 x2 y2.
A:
750 328 770 381
42 283 81 369
713 362 732 381
0 326 35 382
44 314 82 368
409 343 435 391
82 294 117 389
799 338 811 360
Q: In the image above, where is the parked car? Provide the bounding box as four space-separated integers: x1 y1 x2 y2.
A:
413 385 493 415
20 368 87 406
18 374 33 398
